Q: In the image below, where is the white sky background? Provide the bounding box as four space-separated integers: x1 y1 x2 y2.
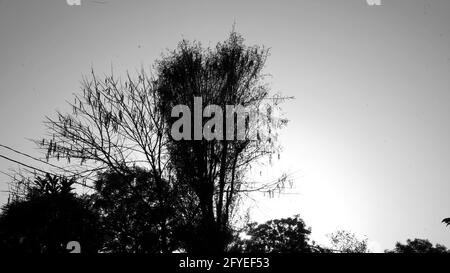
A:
1 0 450 252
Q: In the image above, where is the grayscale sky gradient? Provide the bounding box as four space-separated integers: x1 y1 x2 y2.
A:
1 0 450 251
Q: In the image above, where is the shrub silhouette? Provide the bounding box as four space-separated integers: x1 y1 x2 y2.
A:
0 174 102 253
386 238 449 253
234 215 322 253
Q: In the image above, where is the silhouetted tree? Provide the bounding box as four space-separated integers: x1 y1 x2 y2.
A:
39 66 175 252
385 238 449 253
90 167 198 253
0 174 102 253
37 30 288 253
155 31 289 253
328 230 370 253
232 215 321 253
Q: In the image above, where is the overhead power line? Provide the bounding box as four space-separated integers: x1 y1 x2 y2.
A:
0 152 95 190
0 143 71 174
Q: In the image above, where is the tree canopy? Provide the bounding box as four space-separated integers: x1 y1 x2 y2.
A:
154 32 288 252
0 174 102 253
31 31 289 253
233 215 325 253
386 238 449 253
328 230 370 253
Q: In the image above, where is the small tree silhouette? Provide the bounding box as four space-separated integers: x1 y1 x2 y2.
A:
328 230 370 253
0 174 102 253
90 167 198 253
386 238 449 253
233 215 320 253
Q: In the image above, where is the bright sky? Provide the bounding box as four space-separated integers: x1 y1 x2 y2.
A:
1 0 450 252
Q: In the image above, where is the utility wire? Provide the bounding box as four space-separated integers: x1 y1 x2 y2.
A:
0 154 52 175
0 153 95 190
0 143 99 185
0 143 73 175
